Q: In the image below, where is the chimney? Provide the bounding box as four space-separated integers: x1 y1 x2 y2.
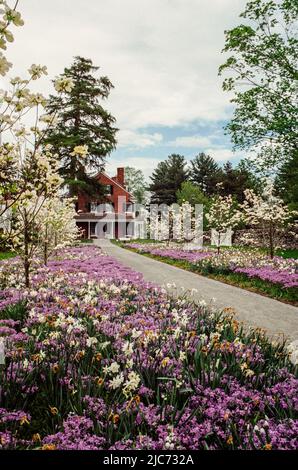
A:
117 167 125 186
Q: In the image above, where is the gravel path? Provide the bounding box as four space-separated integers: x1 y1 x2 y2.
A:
95 239 298 342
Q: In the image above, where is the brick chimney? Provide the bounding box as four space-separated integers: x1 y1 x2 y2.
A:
116 167 125 186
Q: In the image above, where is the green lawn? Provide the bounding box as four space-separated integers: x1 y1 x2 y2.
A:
275 248 298 259
0 251 16 260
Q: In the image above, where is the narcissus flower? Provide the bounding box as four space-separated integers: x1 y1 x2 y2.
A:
49 407 58 416
20 415 30 426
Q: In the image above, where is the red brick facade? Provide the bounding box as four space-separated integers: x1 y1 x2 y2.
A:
75 168 135 239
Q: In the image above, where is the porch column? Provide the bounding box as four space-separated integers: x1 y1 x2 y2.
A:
88 221 90 239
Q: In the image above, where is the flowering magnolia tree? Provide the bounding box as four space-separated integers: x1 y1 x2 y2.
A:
206 194 240 253
241 183 297 258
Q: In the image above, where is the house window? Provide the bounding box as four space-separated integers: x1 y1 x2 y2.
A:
104 185 113 196
90 222 97 237
125 203 133 212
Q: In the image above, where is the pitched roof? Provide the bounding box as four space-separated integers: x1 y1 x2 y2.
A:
96 170 135 200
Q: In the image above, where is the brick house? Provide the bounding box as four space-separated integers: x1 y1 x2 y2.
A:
75 167 144 239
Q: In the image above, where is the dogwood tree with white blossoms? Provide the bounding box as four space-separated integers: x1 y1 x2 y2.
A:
0 0 24 77
34 196 80 265
54 77 75 94
6 161 63 286
241 182 296 258
151 202 202 243
0 0 76 226
0 67 75 225
206 194 240 253
8 193 79 286
70 144 88 158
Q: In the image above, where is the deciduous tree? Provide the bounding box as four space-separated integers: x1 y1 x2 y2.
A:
219 0 298 168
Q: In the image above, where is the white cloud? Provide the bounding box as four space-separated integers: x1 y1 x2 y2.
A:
117 130 163 149
6 0 246 132
106 156 157 180
170 135 212 148
205 147 240 162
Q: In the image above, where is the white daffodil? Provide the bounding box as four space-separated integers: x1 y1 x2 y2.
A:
109 372 124 390
86 337 98 348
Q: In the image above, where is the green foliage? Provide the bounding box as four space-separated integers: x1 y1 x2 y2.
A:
276 248 298 259
0 301 27 324
219 0 298 168
219 160 262 202
190 153 222 196
124 167 147 204
275 150 298 211
176 181 210 206
0 251 15 260
189 154 261 202
149 154 189 205
45 56 118 196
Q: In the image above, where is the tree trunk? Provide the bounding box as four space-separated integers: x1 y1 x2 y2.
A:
44 242 48 266
269 223 274 259
44 225 48 265
24 215 30 288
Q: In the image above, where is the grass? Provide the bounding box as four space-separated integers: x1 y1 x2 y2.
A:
119 238 162 244
0 251 16 260
115 241 298 305
207 244 298 260
114 240 298 260
276 248 298 259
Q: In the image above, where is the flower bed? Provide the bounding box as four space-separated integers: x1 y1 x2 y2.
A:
125 243 298 302
127 243 212 263
0 246 297 450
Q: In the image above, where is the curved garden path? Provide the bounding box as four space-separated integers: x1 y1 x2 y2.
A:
95 240 298 342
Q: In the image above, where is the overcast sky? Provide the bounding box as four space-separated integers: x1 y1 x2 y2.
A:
6 0 247 179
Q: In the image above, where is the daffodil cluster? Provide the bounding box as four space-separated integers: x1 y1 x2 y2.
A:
0 246 297 450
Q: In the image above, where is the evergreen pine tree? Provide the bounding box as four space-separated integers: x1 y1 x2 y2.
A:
149 154 188 205
220 160 261 202
45 56 118 197
190 153 222 196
